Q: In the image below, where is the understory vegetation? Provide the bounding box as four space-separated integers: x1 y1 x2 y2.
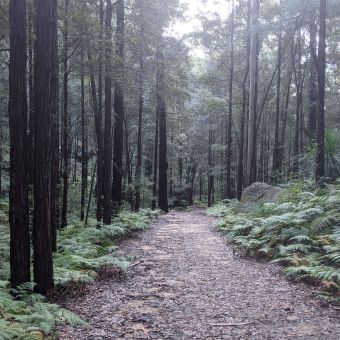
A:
208 182 340 303
0 199 159 339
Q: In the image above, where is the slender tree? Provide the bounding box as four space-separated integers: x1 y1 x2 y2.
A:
246 0 260 186
112 0 125 208
80 43 87 221
9 0 30 288
272 0 283 178
61 0 70 227
103 0 114 224
225 0 234 198
315 0 326 180
157 48 169 212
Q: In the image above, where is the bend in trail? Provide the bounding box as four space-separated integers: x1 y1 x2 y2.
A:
59 209 340 339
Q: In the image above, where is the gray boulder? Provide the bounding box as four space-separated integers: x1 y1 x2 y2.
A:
240 182 285 212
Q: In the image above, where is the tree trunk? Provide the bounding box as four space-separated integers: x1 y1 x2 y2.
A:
135 53 144 211
103 0 113 224
61 0 69 228
315 0 326 180
246 0 259 186
80 43 87 221
157 48 168 213
33 0 54 295
9 0 30 288
308 15 317 141
152 104 159 210
226 0 234 198
272 1 282 178
112 0 125 209
50 0 59 251
237 0 250 199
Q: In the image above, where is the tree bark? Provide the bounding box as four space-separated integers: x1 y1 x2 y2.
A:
103 0 114 224
226 0 234 198
50 0 59 251
9 0 30 288
315 0 326 180
61 0 70 228
33 0 54 295
152 104 159 210
246 0 259 186
237 0 250 199
272 0 282 178
157 48 168 213
80 43 87 221
112 0 125 209
135 52 144 211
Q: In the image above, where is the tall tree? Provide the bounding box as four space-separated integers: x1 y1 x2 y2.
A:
112 0 125 209
103 0 114 224
225 0 234 198
237 0 251 199
50 0 59 251
33 0 54 294
246 0 260 186
80 43 87 221
61 0 70 227
315 0 326 180
272 0 283 177
157 48 168 212
135 24 145 211
9 0 30 288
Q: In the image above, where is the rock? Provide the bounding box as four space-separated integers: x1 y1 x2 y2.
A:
240 182 285 212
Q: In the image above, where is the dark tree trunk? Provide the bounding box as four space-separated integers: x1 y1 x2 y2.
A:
315 0 326 180
226 0 234 198
61 0 69 228
272 1 282 178
152 105 159 210
9 0 30 288
135 53 144 211
208 130 214 208
27 2 34 185
50 0 59 251
157 49 168 213
88 48 103 223
80 44 87 221
112 0 125 209
103 0 113 224
308 15 317 141
33 0 54 295
97 0 104 222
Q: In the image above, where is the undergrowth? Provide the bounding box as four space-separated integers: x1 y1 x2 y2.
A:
208 182 340 303
0 203 159 339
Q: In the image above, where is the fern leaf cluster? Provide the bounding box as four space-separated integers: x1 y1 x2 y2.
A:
209 182 340 297
0 206 159 338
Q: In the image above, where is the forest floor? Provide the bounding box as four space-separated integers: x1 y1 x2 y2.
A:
58 208 340 339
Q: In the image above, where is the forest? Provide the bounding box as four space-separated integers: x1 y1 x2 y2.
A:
0 0 340 338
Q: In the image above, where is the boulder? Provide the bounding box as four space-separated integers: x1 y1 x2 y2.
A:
240 182 285 212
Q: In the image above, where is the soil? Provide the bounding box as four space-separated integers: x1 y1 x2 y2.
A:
57 208 340 339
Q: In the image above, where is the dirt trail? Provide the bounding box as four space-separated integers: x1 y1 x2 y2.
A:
58 209 340 339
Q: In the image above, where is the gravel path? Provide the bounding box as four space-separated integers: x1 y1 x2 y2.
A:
58 208 340 339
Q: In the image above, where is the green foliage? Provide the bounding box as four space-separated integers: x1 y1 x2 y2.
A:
210 183 340 298
0 206 159 338
0 282 86 339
